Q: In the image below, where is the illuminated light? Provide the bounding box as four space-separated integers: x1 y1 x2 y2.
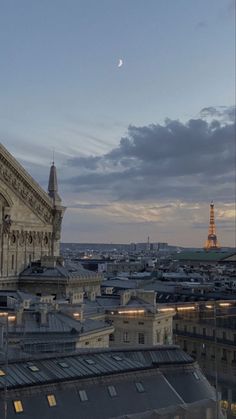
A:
110 311 114 315
47 394 57 407
73 313 80 317
177 306 196 311
205 305 213 309
231 402 236 416
8 316 16 321
219 303 231 307
0 369 5 376
220 400 229 410
118 309 145 315
159 308 176 312
0 312 8 317
13 400 23 413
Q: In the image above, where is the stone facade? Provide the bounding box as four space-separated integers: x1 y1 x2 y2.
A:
0 143 65 288
105 290 173 347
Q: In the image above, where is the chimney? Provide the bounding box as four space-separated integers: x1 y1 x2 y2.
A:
136 290 156 308
120 290 132 306
16 306 24 326
39 304 48 326
88 291 96 301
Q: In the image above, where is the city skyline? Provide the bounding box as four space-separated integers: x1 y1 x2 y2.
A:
1 0 235 246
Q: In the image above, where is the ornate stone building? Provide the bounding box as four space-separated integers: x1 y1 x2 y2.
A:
0 143 65 289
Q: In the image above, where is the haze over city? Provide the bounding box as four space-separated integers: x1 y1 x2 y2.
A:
0 0 235 246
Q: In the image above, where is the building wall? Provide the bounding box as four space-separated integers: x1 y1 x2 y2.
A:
107 312 173 347
173 317 236 419
0 145 64 288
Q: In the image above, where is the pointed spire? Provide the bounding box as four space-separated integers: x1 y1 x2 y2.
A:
48 161 61 204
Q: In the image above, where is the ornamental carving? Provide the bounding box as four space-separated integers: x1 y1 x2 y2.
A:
19 231 25 246
2 214 11 235
0 157 53 224
53 210 63 241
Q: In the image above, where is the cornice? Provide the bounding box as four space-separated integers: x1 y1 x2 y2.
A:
0 143 53 223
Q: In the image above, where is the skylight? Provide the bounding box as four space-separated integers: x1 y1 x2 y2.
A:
85 359 95 365
28 365 40 372
47 394 57 407
58 362 69 368
112 355 123 361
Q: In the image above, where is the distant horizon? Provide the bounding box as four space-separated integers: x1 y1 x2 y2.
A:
61 241 236 249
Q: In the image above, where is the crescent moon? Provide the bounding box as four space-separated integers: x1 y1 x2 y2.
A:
118 59 123 68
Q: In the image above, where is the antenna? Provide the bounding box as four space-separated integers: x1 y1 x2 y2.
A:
52 148 55 165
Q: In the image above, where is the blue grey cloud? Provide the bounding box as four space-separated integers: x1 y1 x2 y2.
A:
64 107 235 203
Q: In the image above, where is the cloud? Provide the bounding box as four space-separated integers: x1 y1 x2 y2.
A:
200 105 235 122
65 107 235 204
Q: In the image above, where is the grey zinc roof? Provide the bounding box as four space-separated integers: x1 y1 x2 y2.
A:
0 346 193 390
20 261 101 280
0 347 216 419
9 312 110 335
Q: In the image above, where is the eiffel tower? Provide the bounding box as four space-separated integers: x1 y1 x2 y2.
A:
204 201 220 250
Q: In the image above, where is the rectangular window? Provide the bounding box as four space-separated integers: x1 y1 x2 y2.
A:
47 394 57 407
28 365 39 372
108 385 117 397
123 331 129 343
13 401 23 413
79 390 88 402
109 334 115 342
193 372 200 380
138 332 145 344
11 254 14 270
85 359 95 365
58 362 69 368
135 382 145 393
203 328 206 336
112 355 122 361
123 320 129 324
138 322 144 325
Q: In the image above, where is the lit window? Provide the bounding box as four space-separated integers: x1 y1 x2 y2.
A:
220 400 229 410
47 394 57 407
79 390 88 402
135 382 145 393
28 365 39 372
85 359 95 365
108 385 117 397
0 369 5 376
58 362 69 368
13 400 23 413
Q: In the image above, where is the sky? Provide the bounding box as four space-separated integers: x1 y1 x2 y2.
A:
0 0 235 247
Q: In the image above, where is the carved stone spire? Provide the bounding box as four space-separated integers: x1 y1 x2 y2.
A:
48 162 61 205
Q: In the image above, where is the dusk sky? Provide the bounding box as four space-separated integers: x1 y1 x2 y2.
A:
1 0 235 246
